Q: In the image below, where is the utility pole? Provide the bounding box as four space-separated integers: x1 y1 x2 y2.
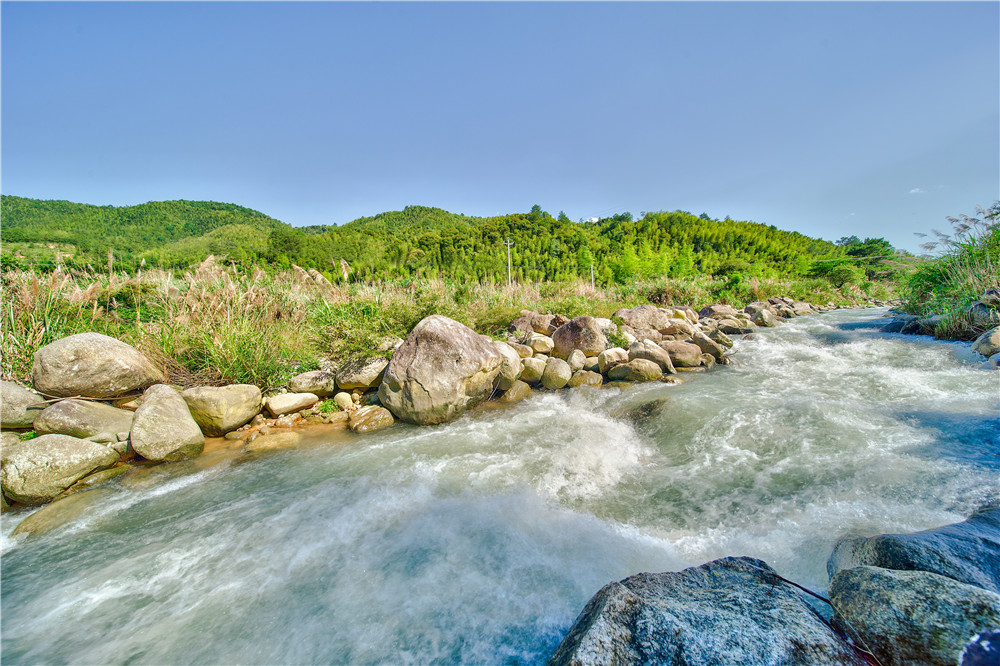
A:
503 237 514 288
590 263 595 290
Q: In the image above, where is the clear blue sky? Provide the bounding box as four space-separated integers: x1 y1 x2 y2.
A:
2 1 997 252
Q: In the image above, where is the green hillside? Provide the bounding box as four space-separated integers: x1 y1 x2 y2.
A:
2 196 856 284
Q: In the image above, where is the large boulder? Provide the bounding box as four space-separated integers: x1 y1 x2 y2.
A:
659 340 705 368
531 313 569 336
266 392 319 417
130 385 205 461
550 557 864 666
830 566 1000 666
494 342 523 391
691 329 725 359
971 327 1000 359
31 332 164 398
541 357 572 389
336 356 389 390
597 348 628 375
827 504 1000 594
567 370 603 388
33 399 135 440
607 359 663 383
552 316 609 360
1 381 46 428
628 340 676 374
378 315 504 426
288 369 338 397
181 385 262 437
347 405 394 433
698 304 741 319
613 305 673 331
519 357 546 386
752 309 779 327
0 434 119 504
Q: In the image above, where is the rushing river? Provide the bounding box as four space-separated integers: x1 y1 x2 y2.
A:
2 308 998 664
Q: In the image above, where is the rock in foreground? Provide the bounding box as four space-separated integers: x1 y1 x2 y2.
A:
130 385 205 461
550 556 864 666
31 332 164 398
830 566 1000 666
378 315 503 425
827 503 1000 594
181 384 262 437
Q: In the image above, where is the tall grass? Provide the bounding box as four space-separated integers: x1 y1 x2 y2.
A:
902 203 1000 337
1 259 893 388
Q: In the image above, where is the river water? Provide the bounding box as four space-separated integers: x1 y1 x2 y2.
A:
2 308 998 664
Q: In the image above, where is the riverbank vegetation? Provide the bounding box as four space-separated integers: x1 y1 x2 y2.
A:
2 195 912 388
901 202 1000 338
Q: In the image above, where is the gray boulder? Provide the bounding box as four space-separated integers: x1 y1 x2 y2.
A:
348 405 394 433
336 356 389 390
266 392 319 417
181 385 262 437
567 370 603 388
598 348 628 375
130 385 204 461
552 316 609 360
508 310 539 336
550 556 864 666
0 434 119 504
509 342 534 359
500 380 533 403
613 304 673 331
378 315 504 425
744 301 773 317
607 359 662 382
791 301 815 316
494 342 523 391
971 327 1000 358
965 301 1000 330
31 332 164 398
883 314 920 333
541 357 572 390
830 566 1000 666
567 349 587 373
691 329 725 359
659 340 705 368
718 317 757 335
33 399 134 439
658 318 697 338
628 340 675 374
1 381 46 428
527 333 555 355
698 304 741 319
519 357 546 386
827 504 1000 594
288 369 338 397
752 309 779 327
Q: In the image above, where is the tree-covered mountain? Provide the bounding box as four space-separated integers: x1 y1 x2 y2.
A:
2 196 856 283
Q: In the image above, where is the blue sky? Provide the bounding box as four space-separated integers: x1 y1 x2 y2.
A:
2 1 997 252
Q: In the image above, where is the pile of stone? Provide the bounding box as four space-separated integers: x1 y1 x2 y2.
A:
551 504 1000 665
0 296 824 523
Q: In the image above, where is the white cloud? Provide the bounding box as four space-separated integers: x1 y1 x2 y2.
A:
908 187 926 194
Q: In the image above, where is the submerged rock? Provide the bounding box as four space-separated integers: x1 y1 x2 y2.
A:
31 332 164 398
827 504 1000 594
378 315 504 426
0 434 119 504
181 384 262 437
11 486 115 538
550 556 864 666
1 381 45 428
243 431 302 452
830 566 1000 666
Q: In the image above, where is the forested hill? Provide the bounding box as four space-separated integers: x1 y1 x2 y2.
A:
1 196 283 260
2 196 849 283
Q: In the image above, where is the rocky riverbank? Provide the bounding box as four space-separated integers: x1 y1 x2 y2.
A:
1 295 844 526
882 289 1000 369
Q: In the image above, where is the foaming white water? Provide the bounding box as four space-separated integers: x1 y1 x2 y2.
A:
2 308 997 664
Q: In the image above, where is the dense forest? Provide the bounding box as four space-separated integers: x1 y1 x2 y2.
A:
1 196 895 284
